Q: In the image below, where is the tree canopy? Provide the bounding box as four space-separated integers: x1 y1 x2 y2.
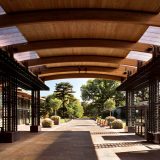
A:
104 98 115 116
40 94 55 118
40 82 84 119
50 98 62 115
81 79 125 117
54 82 75 118
67 100 84 118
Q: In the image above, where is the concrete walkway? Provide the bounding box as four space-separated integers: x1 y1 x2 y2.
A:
0 120 160 160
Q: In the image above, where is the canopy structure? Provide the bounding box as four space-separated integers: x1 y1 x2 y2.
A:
1 0 160 143
0 0 159 81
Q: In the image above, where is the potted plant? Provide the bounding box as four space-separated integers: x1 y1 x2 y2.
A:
112 119 123 129
42 118 53 128
105 116 116 128
51 116 60 125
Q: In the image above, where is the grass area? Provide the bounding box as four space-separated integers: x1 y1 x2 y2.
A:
60 119 71 123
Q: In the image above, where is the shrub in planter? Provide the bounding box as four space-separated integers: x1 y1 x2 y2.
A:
42 118 53 128
100 119 108 127
112 119 123 129
105 116 116 128
100 119 104 127
96 118 101 125
104 119 108 126
51 116 60 125
105 116 116 124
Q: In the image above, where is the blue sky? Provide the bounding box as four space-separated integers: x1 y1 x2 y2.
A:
40 78 91 101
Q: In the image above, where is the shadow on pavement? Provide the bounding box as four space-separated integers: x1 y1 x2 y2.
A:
0 131 98 160
102 135 144 141
116 149 160 160
35 131 98 160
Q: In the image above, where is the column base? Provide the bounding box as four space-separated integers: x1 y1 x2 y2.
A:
127 126 135 133
0 132 20 143
146 133 160 144
153 133 160 144
30 125 41 132
147 132 154 142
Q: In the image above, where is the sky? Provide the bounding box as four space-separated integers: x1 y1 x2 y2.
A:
40 78 91 101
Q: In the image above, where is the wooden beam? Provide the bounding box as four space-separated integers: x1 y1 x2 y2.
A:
40 71 126 78
42 73 123 81
14 39 151 53
35 66 123 74
39 71 126 78
36 66 126 78
24 55 123 67
121 59 138 67
0 9 160 28
30 62 136 75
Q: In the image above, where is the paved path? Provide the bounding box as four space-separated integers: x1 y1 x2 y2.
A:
0 119 160 160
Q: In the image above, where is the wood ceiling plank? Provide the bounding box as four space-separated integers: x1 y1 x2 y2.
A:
34 66 125 76
42 59 138 68
121 59 138 67
39 70 126 78
23 55 123 67
42 73 123 81
37 48 128 58
1 0 160 13
41 66 124 73
14 39 151 54
17 21 147 42
45 62 119 68
0 9 158 28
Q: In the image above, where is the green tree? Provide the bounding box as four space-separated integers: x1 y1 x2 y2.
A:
81 79 125 116
73 100 84 118
40 94 55 118
67 100 84 118
66 104 75 118
104 98 116 116
50 98 62 115
54 82 75 118
81 101 98 117
40 100 47 118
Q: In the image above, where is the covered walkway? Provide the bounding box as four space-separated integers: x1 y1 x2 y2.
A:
0 0 160 144
0 119 160 160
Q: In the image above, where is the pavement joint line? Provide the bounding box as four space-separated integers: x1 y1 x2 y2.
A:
91 132 119 135
94 141 144 149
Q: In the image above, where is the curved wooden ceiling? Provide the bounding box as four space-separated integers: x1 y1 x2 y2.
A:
1 0 160 13
0 0 158 81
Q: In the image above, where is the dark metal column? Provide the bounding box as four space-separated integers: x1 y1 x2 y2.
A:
0 48 48 142
2 73 18 132
147 78 160 143
126 90 135 133
147 45 160 143
0 73 19 143
30 90 41 132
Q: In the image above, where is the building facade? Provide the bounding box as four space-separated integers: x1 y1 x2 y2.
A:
0 88 31 127
17 89 31 125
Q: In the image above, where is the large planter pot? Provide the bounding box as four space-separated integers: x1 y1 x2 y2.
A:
54 119 59 125
42 118 53 128
51 116 60 125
